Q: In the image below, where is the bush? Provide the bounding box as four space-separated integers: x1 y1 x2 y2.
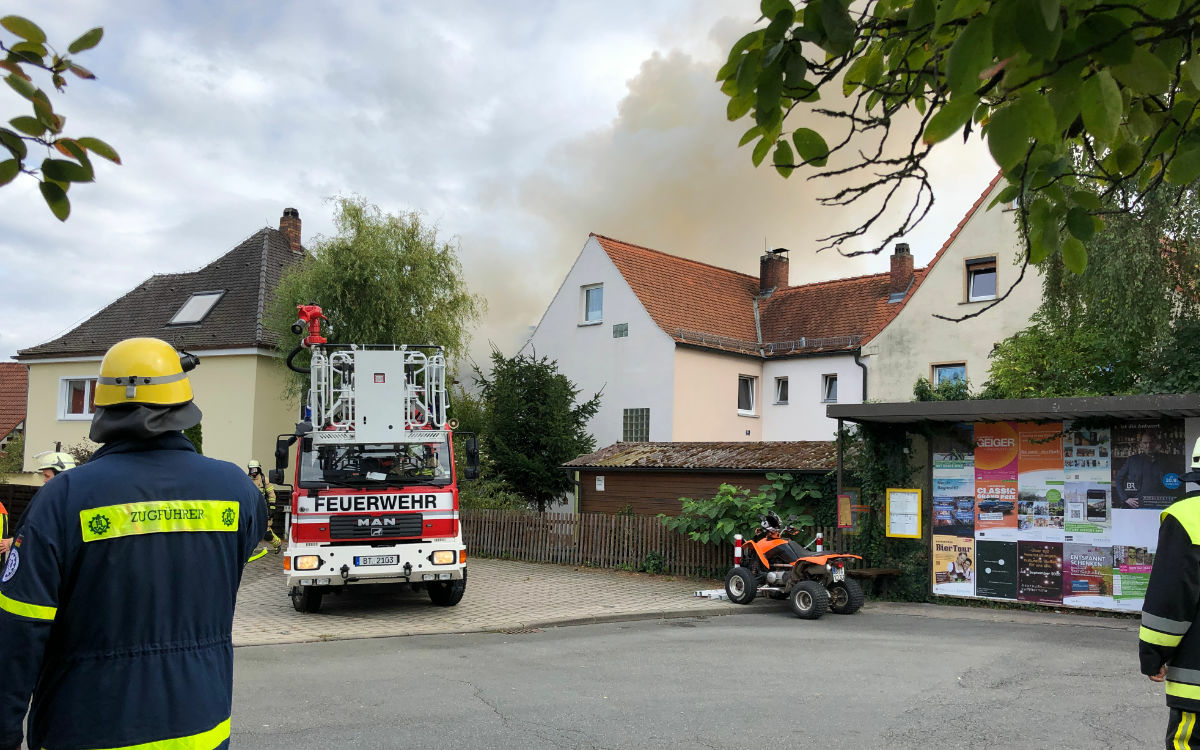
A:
659 473 822 546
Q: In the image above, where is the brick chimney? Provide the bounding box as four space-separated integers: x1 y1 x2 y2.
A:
759 248 789 293
889 243 914 299
279 207 302 254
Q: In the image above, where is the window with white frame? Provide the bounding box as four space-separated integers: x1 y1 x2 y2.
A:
822 374 838 403
622 408 649 442
580 284 603 324
933 363 967 385
60 377 98 420
737 375 756 415
168 290 225 325
774 377 789 404
966 258 997 302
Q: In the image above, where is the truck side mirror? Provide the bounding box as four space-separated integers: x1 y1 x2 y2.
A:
462 434 480 481
268 469 284 485
274 435 295 470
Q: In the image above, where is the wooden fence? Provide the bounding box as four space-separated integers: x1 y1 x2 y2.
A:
461 509 853 578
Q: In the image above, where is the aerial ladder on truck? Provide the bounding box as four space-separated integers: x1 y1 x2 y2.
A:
269 303 479 613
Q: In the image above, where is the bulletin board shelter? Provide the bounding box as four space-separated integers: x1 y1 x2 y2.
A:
828 394 1200 611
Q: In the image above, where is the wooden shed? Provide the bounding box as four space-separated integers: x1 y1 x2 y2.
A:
563 441 836 516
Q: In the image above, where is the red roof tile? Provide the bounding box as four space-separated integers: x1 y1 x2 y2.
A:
0 363 28 440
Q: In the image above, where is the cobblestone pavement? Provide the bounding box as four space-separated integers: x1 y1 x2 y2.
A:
232 554 747 647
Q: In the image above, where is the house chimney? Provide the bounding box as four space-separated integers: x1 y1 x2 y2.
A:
280 207 302 254
759 248 789 293
889 242 914 299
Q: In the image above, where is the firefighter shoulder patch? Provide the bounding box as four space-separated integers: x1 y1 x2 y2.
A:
2 549 19 583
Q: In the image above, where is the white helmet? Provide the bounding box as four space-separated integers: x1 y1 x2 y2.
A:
1191 438 1200 471
37 451 76 474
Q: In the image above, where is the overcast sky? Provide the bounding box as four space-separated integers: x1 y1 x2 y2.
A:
0 1 1000 369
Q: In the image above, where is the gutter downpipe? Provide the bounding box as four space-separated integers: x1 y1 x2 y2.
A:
853 347 868 402
841 348 868 496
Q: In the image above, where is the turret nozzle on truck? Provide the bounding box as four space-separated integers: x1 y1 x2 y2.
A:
273 303 478 613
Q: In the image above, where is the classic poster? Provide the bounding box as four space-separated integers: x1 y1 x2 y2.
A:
974 479 1018 540
975 540 1018 600
1018 541 1064 604
1112 420 1185 510
1062 544 1114 607
932 536 975 596
1016 422 1065 542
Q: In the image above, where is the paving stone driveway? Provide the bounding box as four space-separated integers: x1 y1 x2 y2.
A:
232 555 745 647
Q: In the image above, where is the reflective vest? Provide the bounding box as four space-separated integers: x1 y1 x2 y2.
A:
0 432 265 749
1140 492 1200 711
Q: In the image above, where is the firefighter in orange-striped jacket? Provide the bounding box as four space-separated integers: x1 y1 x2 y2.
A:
1140 438 1200 749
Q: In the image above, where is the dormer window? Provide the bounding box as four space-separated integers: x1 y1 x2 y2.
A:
168 290 225 326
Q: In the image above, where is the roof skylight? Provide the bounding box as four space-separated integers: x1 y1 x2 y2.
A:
168 290 225 326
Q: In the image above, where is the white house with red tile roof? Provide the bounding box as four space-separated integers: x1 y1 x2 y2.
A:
0 363 27 451
525 175 1040 444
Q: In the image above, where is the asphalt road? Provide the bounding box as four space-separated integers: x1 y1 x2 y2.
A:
232 608 1162 749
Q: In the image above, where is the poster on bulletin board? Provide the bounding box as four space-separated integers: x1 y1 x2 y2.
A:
886 488 922 539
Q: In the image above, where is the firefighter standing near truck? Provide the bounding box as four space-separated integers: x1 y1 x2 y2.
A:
1139 438 1200 748
248 459 283 554
0 337 265 750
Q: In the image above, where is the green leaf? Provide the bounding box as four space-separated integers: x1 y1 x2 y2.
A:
4 73 38 100
791 127 829 166
1065 206 1095 241
1079 13 1133 66
736 49 763 97
819 0 856 56
1184 57 1200 90
76 137 121 164
1014 0 1062 60
761 0 794 19
1037 0 1060 29
0 128 26 160
1114 142 1141 175
39 180 70 221
986 104 1032 170
727 94 754 121
773 141 795 177
752 136 773 167
989 183 1021 209
738 126 763 147
922 95 978 145
1070 189 1100 210
0 158 18 186
0 15 47 44
1112 47 1172 96
908 0 934 29
1061 237 1087 273
41 158 92 183
8 116 45 137
728 30 764 62
1166 143 1200 185
946 15 994 96
784 53 807 87
1080 71 1122 146
67 27 104 54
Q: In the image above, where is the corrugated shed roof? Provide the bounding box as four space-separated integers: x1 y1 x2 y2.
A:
0 363 27 440
18 228 302 359
563 441 836 471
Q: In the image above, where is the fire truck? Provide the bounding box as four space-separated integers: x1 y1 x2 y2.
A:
269 304 478 613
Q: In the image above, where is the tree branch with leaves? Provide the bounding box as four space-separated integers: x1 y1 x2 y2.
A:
719 0 1200 297
1 14 120 220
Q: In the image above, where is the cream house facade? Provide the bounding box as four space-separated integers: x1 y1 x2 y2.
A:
13 210 308 484
861 175 1040 401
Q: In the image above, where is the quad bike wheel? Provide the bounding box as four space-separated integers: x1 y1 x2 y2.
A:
828 578 865 615
790 580 829 620
724 567 757 605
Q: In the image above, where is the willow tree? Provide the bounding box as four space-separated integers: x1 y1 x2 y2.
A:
264 197 485 392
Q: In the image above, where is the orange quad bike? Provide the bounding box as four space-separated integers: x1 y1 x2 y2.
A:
724 513 864 619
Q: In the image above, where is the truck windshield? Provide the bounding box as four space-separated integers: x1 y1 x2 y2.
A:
299 438 453 488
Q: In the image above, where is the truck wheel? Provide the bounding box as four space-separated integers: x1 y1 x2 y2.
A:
790 580 828 620
724 567 757 604
828 578 865 615
291 586 323 613
428 570 466 607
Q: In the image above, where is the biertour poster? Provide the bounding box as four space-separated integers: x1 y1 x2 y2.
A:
930 419 1184 611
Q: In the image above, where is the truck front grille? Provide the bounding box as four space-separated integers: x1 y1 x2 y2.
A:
329 514 423 539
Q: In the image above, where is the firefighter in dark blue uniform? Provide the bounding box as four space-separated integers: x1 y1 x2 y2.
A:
0 338 265 750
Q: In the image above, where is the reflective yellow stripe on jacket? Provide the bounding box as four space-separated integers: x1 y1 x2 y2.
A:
1164 501 1200 544
62 716 231 750
0 591 55 621
80 501 239 542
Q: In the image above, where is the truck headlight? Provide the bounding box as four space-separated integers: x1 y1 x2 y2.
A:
431 550 456 565
295 555 321 571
